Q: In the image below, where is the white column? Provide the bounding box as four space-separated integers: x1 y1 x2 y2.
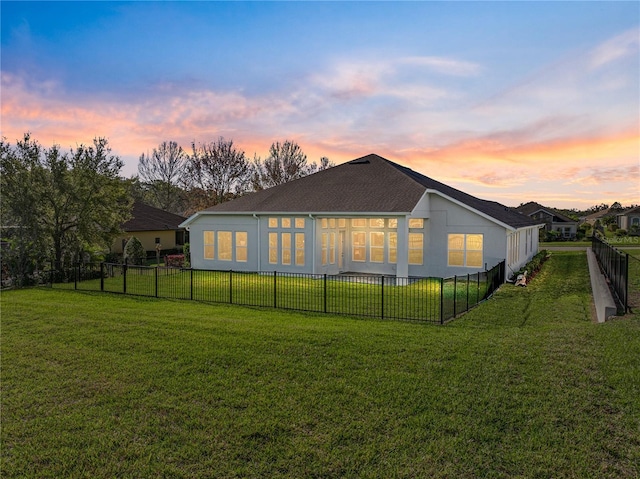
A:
396 216 409 278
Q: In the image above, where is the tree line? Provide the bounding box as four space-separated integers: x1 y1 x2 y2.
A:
135 138 333 216
0 134 331 286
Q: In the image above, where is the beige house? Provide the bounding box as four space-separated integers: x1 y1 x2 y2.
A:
112 202 187 255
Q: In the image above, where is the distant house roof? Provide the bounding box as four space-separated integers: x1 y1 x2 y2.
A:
617 206 640 216
515 201 577 224
123 202 186 232
186 154 537 230
584 208 613 221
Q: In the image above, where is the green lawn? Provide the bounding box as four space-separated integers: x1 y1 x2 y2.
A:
2 252 639 478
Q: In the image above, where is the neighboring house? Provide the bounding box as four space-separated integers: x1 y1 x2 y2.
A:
112 202 187 255
181 154 542 281
515 201 578 239
582 208 612 226
617 206 640 234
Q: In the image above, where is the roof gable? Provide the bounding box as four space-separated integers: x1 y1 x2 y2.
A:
123 202 186 232
191 154 537 229
516 201 576 224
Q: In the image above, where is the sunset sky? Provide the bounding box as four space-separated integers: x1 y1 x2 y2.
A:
2 1 638 210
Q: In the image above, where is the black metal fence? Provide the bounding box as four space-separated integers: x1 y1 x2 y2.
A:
591 235 629 313
48 260 506 324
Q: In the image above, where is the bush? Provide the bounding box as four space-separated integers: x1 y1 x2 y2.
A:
615 229 628 237
511 250 549 282
124 237 145 265
183 243 190 268
165 254 185 268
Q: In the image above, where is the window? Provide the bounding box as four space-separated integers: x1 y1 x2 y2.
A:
370 232 384 262
268 218 278 228
388 232 397 263
236 232 247 262
321 233 328 265
448 234 483 267
204 231 215 260
321 218 328 229
155 237 161 244
370 218 384 228
217 231 232 261
281 218 291 228
295 233 305 266
281 233 291 265
338 219 346 228
175 230 185 246
408 233 423 265
353 232 366 262
329 218 336 229
352 218 366 228
409 218 424 229
329 233 336 264
269 233 278 264
295 218 305 229
388 218 397 229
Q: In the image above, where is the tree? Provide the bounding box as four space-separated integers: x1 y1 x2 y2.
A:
251 140 314 190
123 236 145 265
0 134 49 285
185 137 251 213
137 141 187 213
0 134 132 284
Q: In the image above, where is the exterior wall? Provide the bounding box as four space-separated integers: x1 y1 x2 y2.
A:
506 226 540 278
552 222 577 238
112 230 180 254
424 194 508 278
187 215 261 271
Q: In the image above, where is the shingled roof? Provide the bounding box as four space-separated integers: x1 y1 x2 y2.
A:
516 201 577 223
123 202 186 232
195 154 537 229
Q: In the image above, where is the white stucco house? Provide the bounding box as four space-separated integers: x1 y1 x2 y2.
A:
180 154 542 280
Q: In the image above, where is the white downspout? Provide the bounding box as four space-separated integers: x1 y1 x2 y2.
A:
253 214 261 271
309 214 315 274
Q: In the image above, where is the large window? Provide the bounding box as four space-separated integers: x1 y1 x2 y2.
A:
295 233 305 266
329 233 336 264
370 232 384 263
236 232 247 262
448 234 483 267
321 233 328 265
217 231 232 261
409 218 424 229
353 232 366 262
204 231 215 260
408 233 423 265
281 233 292 265
269 233 278 264
388 232 397 264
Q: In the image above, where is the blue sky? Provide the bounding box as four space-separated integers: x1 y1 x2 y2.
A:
2 1 638 209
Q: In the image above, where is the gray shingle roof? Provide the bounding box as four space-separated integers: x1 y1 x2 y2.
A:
123 202 186 232
515 201 577 224
201 154 537 229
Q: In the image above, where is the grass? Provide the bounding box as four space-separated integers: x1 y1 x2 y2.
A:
2 252 639 478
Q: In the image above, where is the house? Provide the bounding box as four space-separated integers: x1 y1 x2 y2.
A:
582 208 612 226
180 154 542 280
112 202 187 256
617 206 640 234
515 201 578 239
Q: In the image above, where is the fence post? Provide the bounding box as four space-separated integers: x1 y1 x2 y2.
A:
381 275 384 320
190 268 194 301
453 275 457 317
624 253 629 313
466 273 470 312
100 262 104 291
273 271 277 308
155 266 158 298
324 274 327 313
123 259 127 294
229 270 233 304
440 277 444 324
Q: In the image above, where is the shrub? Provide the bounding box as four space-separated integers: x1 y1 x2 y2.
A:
183 243 190 268
512 250 549 282
165 254 185 268
124 237 145 265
